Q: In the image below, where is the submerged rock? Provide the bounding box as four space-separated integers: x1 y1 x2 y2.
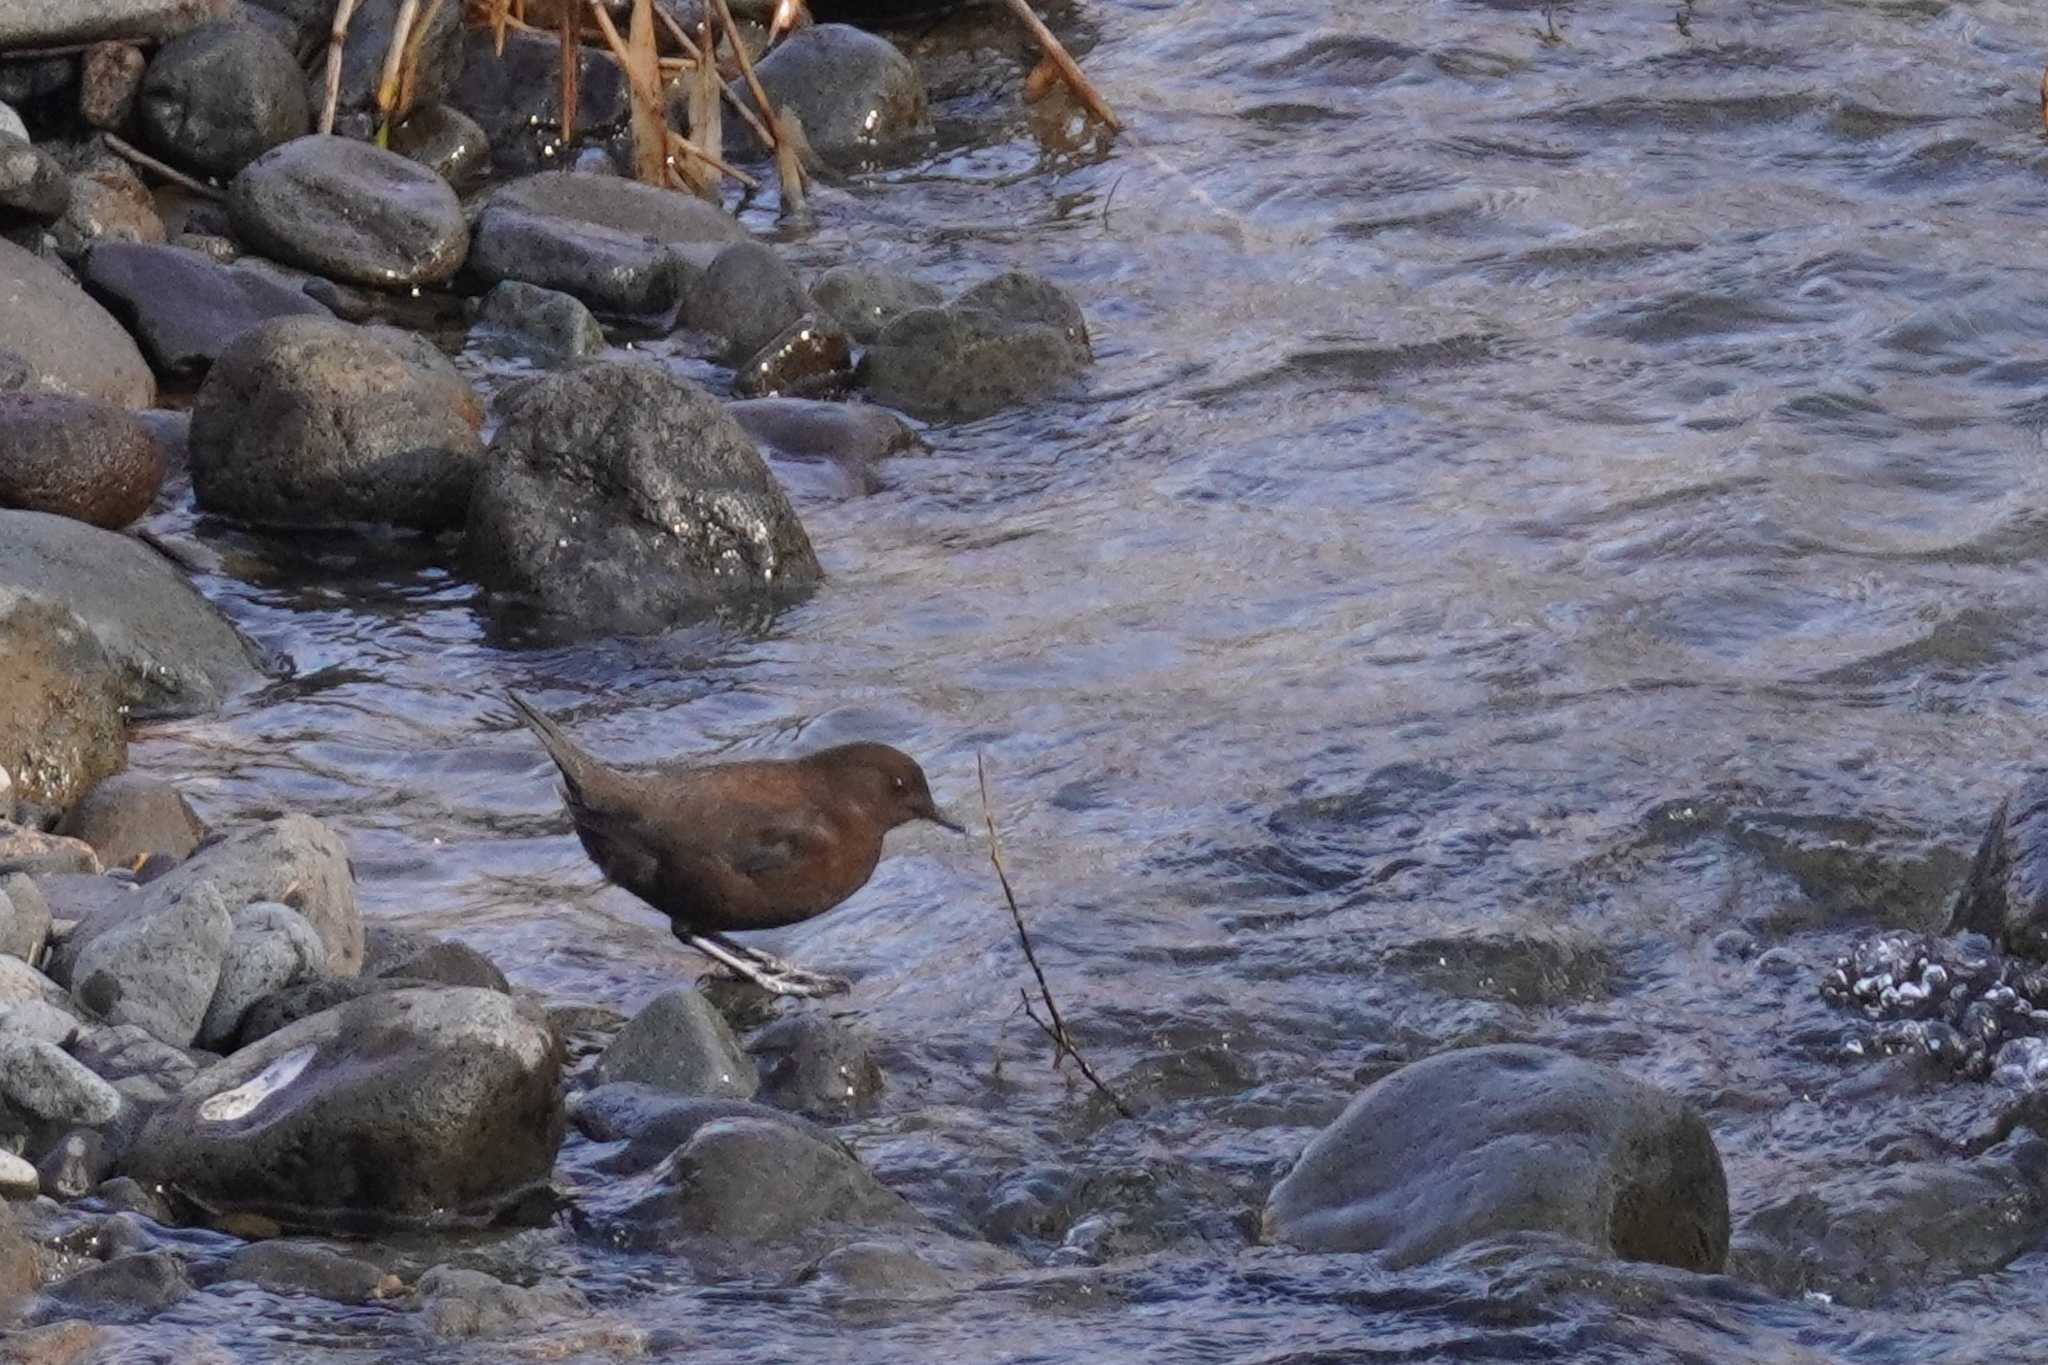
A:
0 237 155 407
0 509 262 716
0 393 165 529
859 270 1091 421
466 362 821 634
748 1012 883 1117
35 1250 187 1321
1951 775 2048 960
228 136 468 288
593 988 754 1100
416 1265 588 1340
129 986 564 1229
643 1116 921 1240
1263 1044 1729 1272
190 316 484 530
222 1240 390 1304
472 280 605 363
740 24 927 166
138 19 308 179
811 264 942 344
568 1084 835 1175
79 242 330 383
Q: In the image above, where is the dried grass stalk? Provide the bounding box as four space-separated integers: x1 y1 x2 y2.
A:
394 0 448 125
489 0 509 54
373 0 421 142
1000 0 1119 132
772 106 807 216
625 0 666 183
683 19 722 195
558 0 580 145
319 0 361 135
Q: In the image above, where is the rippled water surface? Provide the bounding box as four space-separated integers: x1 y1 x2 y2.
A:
123 0 2048 1358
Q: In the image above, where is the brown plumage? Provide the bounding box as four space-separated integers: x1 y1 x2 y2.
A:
507 690 961 995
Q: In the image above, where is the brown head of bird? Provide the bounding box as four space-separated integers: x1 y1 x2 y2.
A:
804 742 965 834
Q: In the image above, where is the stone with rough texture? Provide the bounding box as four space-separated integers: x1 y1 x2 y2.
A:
0 824 99 876
0 1199 38 1301
361 927 506 991
1263 1044 1730 1272
0 0 232 47
0 510 260 717
0 874 51 962
0 135 69 228
80 242 330 383
190 316 483 530
1951 775 2048 960
593 989 754 1100
68 1024 196 1110
749 1013 883 1116
0 1150 35 1199
389 104 490 190
684 241 811 358
739 24 927 166
56 773 204 869
733 316 854 400
466 205 693 317
139 20 308 179
0 599 126 823
0 956 65 1010
69 880 232 1047
223 1241 389 1303
49 156 165 259
37 1251 187 1319
130 986 565 1229
0 238 154 408
228 136 468 288
467 363 821 634
81 43 147 130
860 271 1091 422
0 1035 120 1126
647 1116 920 1240
417 1265 588 1340
811 264 941 344
449 27 628 175
473 281 605 362
0 393 164 529
196 902 326 1051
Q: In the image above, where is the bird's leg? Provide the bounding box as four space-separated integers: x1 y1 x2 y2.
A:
681 932 848 998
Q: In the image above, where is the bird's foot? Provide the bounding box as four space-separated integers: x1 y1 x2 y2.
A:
684 933 849 998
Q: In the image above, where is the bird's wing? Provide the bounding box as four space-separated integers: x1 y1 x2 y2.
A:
726 810 833 879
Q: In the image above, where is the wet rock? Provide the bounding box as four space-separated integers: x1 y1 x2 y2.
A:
568 1084 834 1175
305 0 466 123
448 27 629 175
592 988 753 1100
222 1240 389 1303
388 103 490 190
35 1251 186 1321
0 1036 121 1126
0 238 154 407
740 24 927 166
79 242 330 384
1263 1044 1730 1272
0 600 126 822
0 509 261 716
466 362 822 634
472 280 605 362
190 315 484 530
684 240 810 358
49 157 165 259
1734 1128 2048 1307
110 815 362 978
0 0 233 48
68 880 232 1047
748 1012 882 1116
195 903 326 1051
860 270 1091 421
811 264 941 344
0 393 164 529
34 1131 106 1200
1383 928 1613 1005
733 316 853 399
79 43 146 130
0 136 68 228
228 136 468 288
729 397 916 499
361 927 506 991
139 20 308 179
0 825 101 878
129 986 565 1229
1951 776 2048 960
0 1150 35 1200
416 1265 588 1340
55 774 204 870
803 1240 957 1297
645 1116 921 1240
0 874 52 963
494 171 746 247
69 1024 198 1110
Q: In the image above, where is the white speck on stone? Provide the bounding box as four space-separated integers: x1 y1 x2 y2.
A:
200 1044 317 1122
863 108 880 132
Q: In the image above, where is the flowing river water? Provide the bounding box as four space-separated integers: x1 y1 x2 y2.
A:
110 0 2048 1358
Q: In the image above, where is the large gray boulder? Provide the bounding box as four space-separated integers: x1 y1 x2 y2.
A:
228 136 468 288
466 363 821 634
859 271 1091 422
80 242 330 383
138 19 309 179
739 24 927 167
129 986 565 1229
592 989 753 1100
190 316 484 530
68 880 234 1048
0 238 154 408
0 510 263 716
0 0 232 47
1263 1045 1729 1272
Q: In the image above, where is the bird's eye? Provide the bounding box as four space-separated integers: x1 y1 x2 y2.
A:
892 776 907 792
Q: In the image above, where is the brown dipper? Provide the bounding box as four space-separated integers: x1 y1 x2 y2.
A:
507 691 962 997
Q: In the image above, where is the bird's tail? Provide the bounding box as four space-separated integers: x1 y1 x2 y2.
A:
506 690 602 799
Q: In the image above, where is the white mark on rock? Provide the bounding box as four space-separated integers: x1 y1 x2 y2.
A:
199 1044 317 1122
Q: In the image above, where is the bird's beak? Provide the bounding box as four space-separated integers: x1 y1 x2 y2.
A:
925 805 967 834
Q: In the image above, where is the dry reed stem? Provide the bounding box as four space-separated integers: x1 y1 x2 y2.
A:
1022 52 1058 103
684 18 723 195
624 0 666 184
103 132 224 200
374 0 422 141
558 0 580 144
665 129 757 186
489 0 509 54
396 0 449 115
976 753 1132 1119
320 0 360 135
999 0 1119 132
772 106 807 215
710 0 778 151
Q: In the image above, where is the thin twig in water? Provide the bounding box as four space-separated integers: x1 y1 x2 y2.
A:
977 752 1132 1118
103 132 224 200
998 0 1119 132
320 0 361 135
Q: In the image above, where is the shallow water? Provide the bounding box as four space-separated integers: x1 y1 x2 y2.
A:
116 0 2048 1358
